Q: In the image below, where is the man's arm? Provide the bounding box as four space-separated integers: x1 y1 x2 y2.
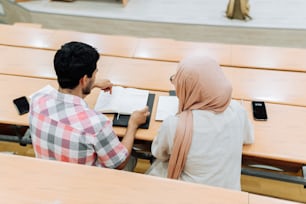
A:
93 78 150 169
116 107 150 170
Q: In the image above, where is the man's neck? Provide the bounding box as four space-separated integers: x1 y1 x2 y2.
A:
58 87 85 99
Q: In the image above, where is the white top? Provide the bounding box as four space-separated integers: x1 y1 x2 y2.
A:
147 100 254 190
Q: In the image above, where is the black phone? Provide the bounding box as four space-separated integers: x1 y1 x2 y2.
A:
13 96 30 115
252 101 268 121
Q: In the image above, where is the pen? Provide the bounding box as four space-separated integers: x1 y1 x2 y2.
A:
117 113 120 120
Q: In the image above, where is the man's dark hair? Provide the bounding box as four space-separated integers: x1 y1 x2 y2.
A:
54 41 100 89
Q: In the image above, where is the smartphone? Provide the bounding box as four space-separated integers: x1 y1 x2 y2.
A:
252 101 268 121
13 96 30 115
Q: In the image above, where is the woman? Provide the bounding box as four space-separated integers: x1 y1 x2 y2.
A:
147 55 254 190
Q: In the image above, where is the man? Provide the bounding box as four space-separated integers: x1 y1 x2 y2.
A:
29 41 149 170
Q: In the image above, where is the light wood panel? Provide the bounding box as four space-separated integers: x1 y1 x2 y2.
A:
2 46 306 107
0 45 55 79
223 67 306 107
242 101 306 164
134 38 232 65
52 30 139 57
0 24 139 58
0 141 35 157
0 24 56 50
231 45 306 72
13 22 42 28
245 176 306 203
0 74 164 141
0 154 249 204
1 24 306 73
2 74 306 164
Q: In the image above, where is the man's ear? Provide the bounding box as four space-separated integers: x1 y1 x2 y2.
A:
79 75 88 86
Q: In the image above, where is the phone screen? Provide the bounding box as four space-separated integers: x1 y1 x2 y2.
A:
13 96 30 115
252 101 268 121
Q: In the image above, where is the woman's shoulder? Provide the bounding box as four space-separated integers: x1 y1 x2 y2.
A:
228 100 246 112
160 115 180 131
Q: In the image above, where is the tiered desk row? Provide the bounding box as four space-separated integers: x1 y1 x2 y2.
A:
1 24 306 72
0 153 297 204
0 24 305 203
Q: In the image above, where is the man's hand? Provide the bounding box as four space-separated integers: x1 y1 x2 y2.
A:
93 79 113 93
117 106 150 170
128 106 150 128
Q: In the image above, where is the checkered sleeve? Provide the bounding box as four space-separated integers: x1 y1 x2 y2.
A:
94 120 128 168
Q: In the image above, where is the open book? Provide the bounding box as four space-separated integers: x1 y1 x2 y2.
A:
94 86 149 115
155 96 179 121
95 86 155 129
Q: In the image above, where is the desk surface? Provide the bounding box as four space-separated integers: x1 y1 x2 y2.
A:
52 30 139 57
133 38 232 65
0 45 56 79
0 74 165 141
231 44 306 72
248 194 299 204
2 46 306 107
0 154 298 204
100 57 306 107
0 24 56 50
0 24 139 58
242 101 306 164
133 38 306 72
2 74 306 164
1 24 306 72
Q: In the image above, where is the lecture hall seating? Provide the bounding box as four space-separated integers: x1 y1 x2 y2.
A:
0 24 305 202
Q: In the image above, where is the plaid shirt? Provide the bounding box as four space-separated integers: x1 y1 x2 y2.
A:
29 87 128 168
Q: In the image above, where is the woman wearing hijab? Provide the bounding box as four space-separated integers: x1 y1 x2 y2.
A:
146 55 254 190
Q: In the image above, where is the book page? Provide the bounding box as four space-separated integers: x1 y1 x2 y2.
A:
118 88 149 114
94 86 148 114
94 86 123 113
155 96 178 121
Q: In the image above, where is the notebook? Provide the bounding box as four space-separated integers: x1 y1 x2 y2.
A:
155 91 178 121
94 86 149 114
94 86 154 129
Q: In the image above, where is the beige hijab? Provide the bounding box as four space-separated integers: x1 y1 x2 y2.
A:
167 55 233 179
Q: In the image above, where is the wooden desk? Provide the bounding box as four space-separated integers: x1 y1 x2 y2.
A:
1 24 306 73
98 58 306 107
133 38 306 73
242 101 306 165
133 38 232 65
0 45 56 79
0 46 175 89
100 57 306 108
1 74 306 202
231 45 306 72
0 74 163 141
0 75 57 126
97 56 176 91
52 30 139 57
2 74 306 165
1 23 306 73
0 24 56 50
13 22 43 29
1 45 306 107
0 154 300 204
0 154 249 204
223 67 306 107
249 194 300 204
0 24 139 58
